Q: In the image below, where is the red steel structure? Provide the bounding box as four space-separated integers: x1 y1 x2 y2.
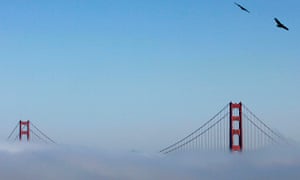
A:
19 120 30 141
229 102 243 151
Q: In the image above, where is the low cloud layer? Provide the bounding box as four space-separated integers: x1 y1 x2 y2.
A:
0 143 300 180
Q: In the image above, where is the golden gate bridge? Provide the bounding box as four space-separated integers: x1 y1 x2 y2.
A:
7 120 56 144
160 102 289 154
6 102 290 152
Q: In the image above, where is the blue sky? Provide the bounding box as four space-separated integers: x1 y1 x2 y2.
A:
0 0 299 151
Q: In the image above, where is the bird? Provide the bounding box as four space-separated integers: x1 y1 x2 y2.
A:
234 2 250 13
274 18 289 31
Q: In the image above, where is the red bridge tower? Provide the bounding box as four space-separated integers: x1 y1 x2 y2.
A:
19 120 30 141
229 102 243 151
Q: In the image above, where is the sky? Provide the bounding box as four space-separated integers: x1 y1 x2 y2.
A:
0 0 300 152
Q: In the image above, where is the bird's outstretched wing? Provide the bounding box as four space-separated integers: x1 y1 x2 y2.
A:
274 18 281 25
234 2 250 13
274 18 289 31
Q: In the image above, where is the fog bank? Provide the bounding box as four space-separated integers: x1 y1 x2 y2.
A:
0 143 300 180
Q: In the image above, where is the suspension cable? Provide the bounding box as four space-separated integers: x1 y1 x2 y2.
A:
243 114 277 144
160 104 229 153
163 112 228 154
30 122 56 144
243 105 286 141
30 129 48 144
7 122 19 141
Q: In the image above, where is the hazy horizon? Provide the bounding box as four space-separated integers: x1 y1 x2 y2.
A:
0 143 300 180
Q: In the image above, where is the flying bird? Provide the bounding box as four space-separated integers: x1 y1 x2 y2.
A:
274 18 289 31
234 2 250 13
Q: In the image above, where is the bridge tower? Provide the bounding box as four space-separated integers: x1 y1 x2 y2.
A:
229 102 243 151
19 120 30 141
